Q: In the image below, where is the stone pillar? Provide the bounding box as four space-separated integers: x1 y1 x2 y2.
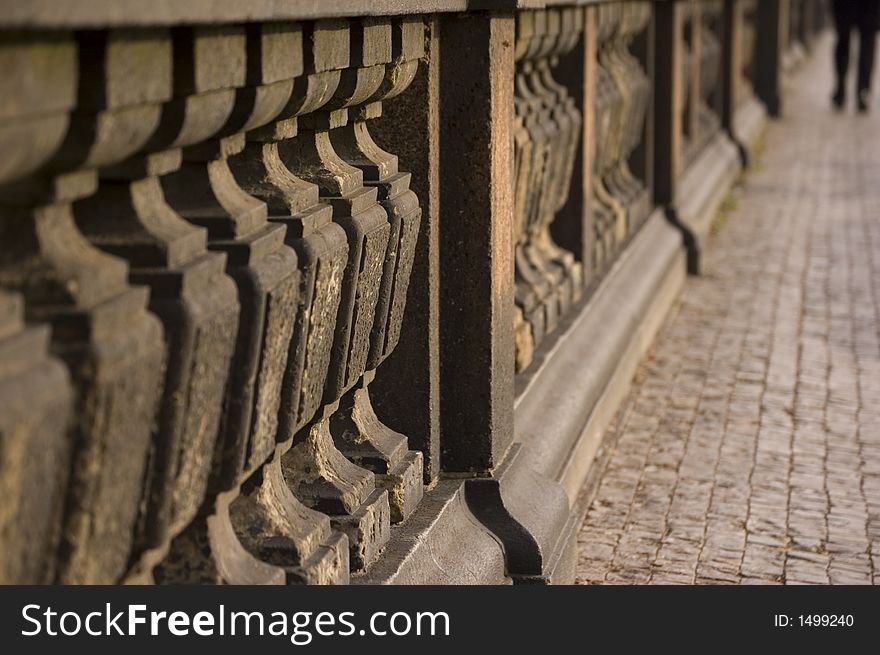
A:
755 0 788 117
721 0 744 132
437 11 516 474
370 16 442 485
653 0 685 207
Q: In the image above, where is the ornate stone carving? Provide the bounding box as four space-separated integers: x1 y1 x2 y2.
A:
70 28 241 578
0 31 167 584
0 291 72 583
513 8 584 372
326 17 426 526
698 1 723 151
273 18 409 572
159 22 349 585
119 26 304 583
592 3 651 275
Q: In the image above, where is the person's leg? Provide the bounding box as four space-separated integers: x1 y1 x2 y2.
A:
833 0 853 106
856 0 879 110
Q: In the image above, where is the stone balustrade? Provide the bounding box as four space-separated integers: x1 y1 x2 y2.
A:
0 0 825 585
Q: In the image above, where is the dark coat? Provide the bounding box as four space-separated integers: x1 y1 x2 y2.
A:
833 0 880 32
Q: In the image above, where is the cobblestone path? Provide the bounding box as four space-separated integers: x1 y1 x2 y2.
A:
576 38 880 585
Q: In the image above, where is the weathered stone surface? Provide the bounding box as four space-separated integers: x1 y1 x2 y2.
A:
230 457 349 585
466 444 571 583
165 149 299 491
369 33 442 485
591 3 652 275
228 22 349 439
437 11 516 474
153 489 286 585
0 34 76 186
131 24 313 584
158 451 349 585
67 30 242 565
0 292 72 584
0 195 167 584
74 158 239 554
225 19 381 579
330 488 392 570
270 17 432 569
379 451 424 523
354 480 510 584
0 32 168 583
513 8 586 373
159 26 302 495
330 376 424 522
326 18 427 523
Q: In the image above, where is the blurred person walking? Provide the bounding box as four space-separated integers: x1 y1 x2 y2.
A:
832 0 880 111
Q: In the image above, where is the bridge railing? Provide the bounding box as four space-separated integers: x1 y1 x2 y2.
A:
0 0 824 584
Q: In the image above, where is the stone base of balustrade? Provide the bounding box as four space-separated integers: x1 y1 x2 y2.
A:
355 208 689 585
350 440 590 585
733 94 769 168
512 209 689 579
359 207 699 585
673 130 743 274
0 310 72 584
353 479 511 585
464 444 573 584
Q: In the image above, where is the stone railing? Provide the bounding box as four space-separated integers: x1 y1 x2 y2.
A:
0 0 825 585
786 0 828 68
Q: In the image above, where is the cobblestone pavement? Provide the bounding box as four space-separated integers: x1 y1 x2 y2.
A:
576 39 880 585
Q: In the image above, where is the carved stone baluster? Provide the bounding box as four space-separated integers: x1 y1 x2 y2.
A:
593 6 628 268
539 8 585 223
623 3 653 231
160 22 349 585
109 26 300 583
227 21 365 583
277 18 393 572
696 1 722 153
602 6 635 208
327 17 426 524
162 28 299 497
518 13 565 340
0 35 76 585
513 103 539 371
522 11 566 300
0 31 167 584
513 9 586 372
70 28 241 577
610 4 637 206
227 24 349 441
513 12 551 371
605 3 652 232
607 5 641 200
526 9 584 317
0 291 72 583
